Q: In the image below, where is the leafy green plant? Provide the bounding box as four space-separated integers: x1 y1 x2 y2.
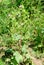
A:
0 0 44 65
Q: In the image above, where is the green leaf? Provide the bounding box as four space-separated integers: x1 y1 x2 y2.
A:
22 44 28 53
0 59 5 65
12 33 21 41
13 51 23 63
11 57 18 65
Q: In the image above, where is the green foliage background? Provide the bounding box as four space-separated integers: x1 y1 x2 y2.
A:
0 0 44 65
0 0 44 45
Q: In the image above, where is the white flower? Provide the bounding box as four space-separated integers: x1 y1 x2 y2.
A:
19 5 24 8
8 14 11 17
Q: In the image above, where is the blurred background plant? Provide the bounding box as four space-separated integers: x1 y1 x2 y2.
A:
0 0 44 65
